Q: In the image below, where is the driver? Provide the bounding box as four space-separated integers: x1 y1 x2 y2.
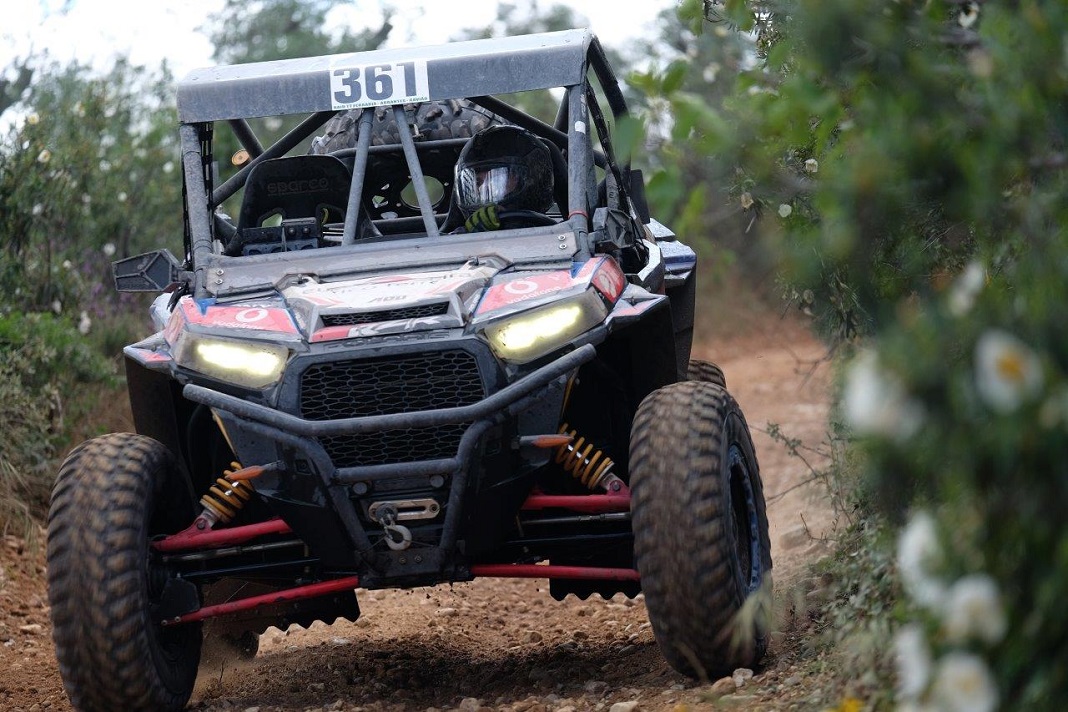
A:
453 125 555 232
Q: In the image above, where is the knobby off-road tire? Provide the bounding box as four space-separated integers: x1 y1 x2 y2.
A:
630 381 772 679
47 433 201 712
687 358 727 389
310 98 500 153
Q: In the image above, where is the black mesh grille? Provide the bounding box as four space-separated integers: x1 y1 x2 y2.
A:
320 425 468 467
299 350 485 468
320 302 449 327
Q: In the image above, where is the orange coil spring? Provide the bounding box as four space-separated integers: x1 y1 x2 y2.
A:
200 463 254 523
554 423 615 490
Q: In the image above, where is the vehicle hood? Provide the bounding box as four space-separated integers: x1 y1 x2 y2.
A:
158 255 627 347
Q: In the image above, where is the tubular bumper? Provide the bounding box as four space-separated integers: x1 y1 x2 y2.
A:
183 344 594 439
180 344 597 574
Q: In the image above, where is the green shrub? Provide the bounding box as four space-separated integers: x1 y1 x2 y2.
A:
0 312 114 532
641 1 1068 708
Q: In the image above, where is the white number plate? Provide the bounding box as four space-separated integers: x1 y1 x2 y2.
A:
329 60 430 110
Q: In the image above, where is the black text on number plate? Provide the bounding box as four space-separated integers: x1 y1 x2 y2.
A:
330 61 429 109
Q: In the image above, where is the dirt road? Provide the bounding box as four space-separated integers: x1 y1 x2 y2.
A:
0 311 834 712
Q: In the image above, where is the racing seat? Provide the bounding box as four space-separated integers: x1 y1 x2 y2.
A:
225 155 375 256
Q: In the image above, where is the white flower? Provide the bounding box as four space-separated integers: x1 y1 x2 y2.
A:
73 101 85 117
843 350 925 442
31 203 43 216
99 160 111 173
102 242 116 257
81 193 92 205
897 510 947 610
942 574 1006 645
702 62 721 83
51 299 63 314
740 192 754 210
117 191 128 203
805 158 819 173
931 653 998 712
958 2 980 29
948 261 985 316
778 203 793 218
37 148 52 164
975 329 1043 413
894 624 931 702
62 260 72 271
163 161 175 174
77 311 92 336
26 113 40 126
264 117 284 132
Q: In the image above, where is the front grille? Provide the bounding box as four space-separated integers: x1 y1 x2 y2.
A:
320 302 449 327
299 350 485 467
320 424 468 467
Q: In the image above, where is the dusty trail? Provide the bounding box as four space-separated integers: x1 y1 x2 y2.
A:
0 309 834 712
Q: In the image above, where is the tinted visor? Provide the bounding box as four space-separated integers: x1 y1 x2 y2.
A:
455 160 529 212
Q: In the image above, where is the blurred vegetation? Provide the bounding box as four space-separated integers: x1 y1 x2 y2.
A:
0 54 182 532
0 313 115 534
630 0 1067 707
206 0 393 65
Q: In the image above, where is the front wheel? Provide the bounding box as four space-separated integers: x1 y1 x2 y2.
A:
47 433 202 712
687 358 727 389
630 381 772 679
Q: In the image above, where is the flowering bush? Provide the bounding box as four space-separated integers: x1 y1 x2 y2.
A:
893 513 1004 712
641 1 1068 708
845 246 1068 708
0 57 182 315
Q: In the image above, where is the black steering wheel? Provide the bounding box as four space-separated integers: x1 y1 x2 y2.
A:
497 209 558 227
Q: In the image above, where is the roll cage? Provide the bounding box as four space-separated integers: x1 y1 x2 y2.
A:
173 29 647 300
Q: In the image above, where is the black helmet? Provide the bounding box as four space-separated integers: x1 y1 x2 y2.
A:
454 125 554 216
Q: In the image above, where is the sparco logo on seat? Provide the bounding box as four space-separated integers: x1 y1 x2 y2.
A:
267 178 330 195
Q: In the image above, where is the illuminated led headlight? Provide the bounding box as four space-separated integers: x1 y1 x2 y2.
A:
173 335 288 388
483 290 608 363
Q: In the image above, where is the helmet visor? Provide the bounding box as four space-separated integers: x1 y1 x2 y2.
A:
456 161 528 212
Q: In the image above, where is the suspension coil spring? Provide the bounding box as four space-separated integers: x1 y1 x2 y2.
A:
199 462 254 524
554 423 616 491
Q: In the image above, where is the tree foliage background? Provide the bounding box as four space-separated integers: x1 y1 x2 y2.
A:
633 0 1067 707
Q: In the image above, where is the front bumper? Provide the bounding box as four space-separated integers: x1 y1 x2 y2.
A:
182 344 597 581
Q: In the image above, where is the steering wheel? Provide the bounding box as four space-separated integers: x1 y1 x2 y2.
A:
497 209 558 227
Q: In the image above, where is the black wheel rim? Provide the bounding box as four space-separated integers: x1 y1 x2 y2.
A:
728 443 762 593
145 547 199 686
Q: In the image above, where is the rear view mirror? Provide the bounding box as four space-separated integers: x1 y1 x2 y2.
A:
112 250 186 292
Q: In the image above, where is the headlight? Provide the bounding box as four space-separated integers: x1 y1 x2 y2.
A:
482 290 607 363
173 334 289 388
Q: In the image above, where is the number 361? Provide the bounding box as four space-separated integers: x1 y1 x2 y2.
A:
331 62 420 104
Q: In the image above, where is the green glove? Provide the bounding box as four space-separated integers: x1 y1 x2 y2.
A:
463 205 501 233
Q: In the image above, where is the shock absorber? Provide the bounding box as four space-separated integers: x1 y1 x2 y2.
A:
197 462 255 528
554 423 626 493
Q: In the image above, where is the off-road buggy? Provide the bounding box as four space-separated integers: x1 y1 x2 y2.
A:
46 30 772 711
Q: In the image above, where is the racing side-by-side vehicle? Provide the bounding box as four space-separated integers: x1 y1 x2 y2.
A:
46 30 772 711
